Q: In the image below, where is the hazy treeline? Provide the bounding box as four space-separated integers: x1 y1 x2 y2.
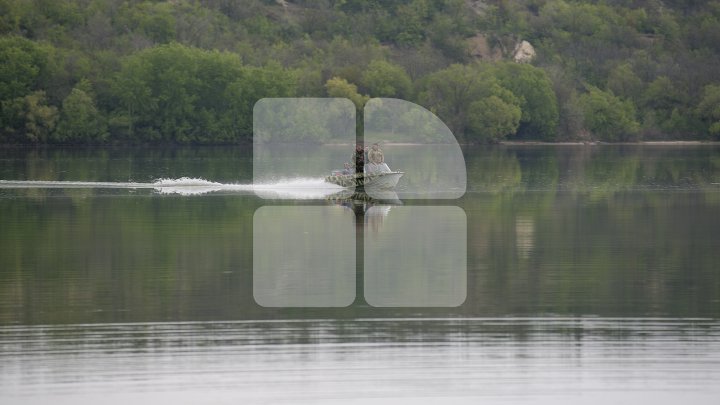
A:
1 0 719 144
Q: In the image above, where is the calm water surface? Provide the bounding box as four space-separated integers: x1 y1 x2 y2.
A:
1 145 719 403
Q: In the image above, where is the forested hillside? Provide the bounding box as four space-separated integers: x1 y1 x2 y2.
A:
1 0 719 144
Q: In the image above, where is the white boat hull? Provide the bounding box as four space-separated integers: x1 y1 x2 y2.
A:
325 172 404 190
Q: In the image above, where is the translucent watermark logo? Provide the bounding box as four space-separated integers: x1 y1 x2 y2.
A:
252 98 466 307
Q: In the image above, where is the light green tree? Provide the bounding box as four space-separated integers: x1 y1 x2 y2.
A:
696 84 720 137
361 60 412 98
418 64 490 137
0 36 57 141
467 95 522 143
2 91 58 143
641 76 685 112
579 86 639 141
491 62 559 140
112 43 295 142
607 63 643 102
325 77 369 110
419 63 522 141
394 0 431 46
54 82 107 143
0 36 42 100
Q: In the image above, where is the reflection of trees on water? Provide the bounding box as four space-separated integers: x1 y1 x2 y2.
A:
326 190 400 233
464 145 720 197
3 146 720 322
5 146 254 183
515 216 535 260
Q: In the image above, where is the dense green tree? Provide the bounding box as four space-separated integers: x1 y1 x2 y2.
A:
579 86 639 141
427 8 474 61
225 63 298 138
696 84 720 137
53 82 107 143
115 1 177 44
418 64 488 137
0 36 61 143
112 43 295 143
467 95 522 143
606 63 643 102
0 36 53 100
419 63 522 141
361 60 412 98
22 91 58 143
323 37 387 85
1 91 58 143
325 76 368 110
394 0 431 46
0 38 40 100
545 66 586 140
491 62 559 140
641 76 686 113
639 76 692 136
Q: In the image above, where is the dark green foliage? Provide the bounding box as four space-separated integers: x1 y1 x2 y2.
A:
0 36 48 100
491 62 559 140
579 86 639 141
0 35 59 143
1 91 58 143
325 77 368 110
112 44 295 143
697 84 720 138
0 0 719 143
418 63 522 143
54 82 107 143
361 60 412 98
467 95 522 143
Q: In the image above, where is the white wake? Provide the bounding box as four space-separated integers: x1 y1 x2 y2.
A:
0 177 344 198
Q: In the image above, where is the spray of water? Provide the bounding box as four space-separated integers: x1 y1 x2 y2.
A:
0 177 344 198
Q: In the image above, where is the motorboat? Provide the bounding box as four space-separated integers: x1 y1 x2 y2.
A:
326 189 403 205
325 171 404 190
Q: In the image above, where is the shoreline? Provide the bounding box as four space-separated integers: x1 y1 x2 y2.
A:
2 140 719 148
497 140 720 146
356 141 720 146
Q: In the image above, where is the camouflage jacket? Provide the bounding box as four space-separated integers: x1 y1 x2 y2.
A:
368 148 384 164
351 149 365 168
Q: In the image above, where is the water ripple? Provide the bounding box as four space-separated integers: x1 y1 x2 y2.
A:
1 318 719 404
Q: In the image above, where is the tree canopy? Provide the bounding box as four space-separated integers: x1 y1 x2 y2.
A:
1 0 719 144
579 86 639 141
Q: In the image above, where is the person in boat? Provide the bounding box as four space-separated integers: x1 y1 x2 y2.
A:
368 143 383 165
366 143 391 173
341 162 353 175
351 143 365 175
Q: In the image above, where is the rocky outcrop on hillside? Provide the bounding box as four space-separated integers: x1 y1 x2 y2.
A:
467 34 536 63
512 40 536 63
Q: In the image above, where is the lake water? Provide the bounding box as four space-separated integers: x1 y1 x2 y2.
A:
1 145 719 403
